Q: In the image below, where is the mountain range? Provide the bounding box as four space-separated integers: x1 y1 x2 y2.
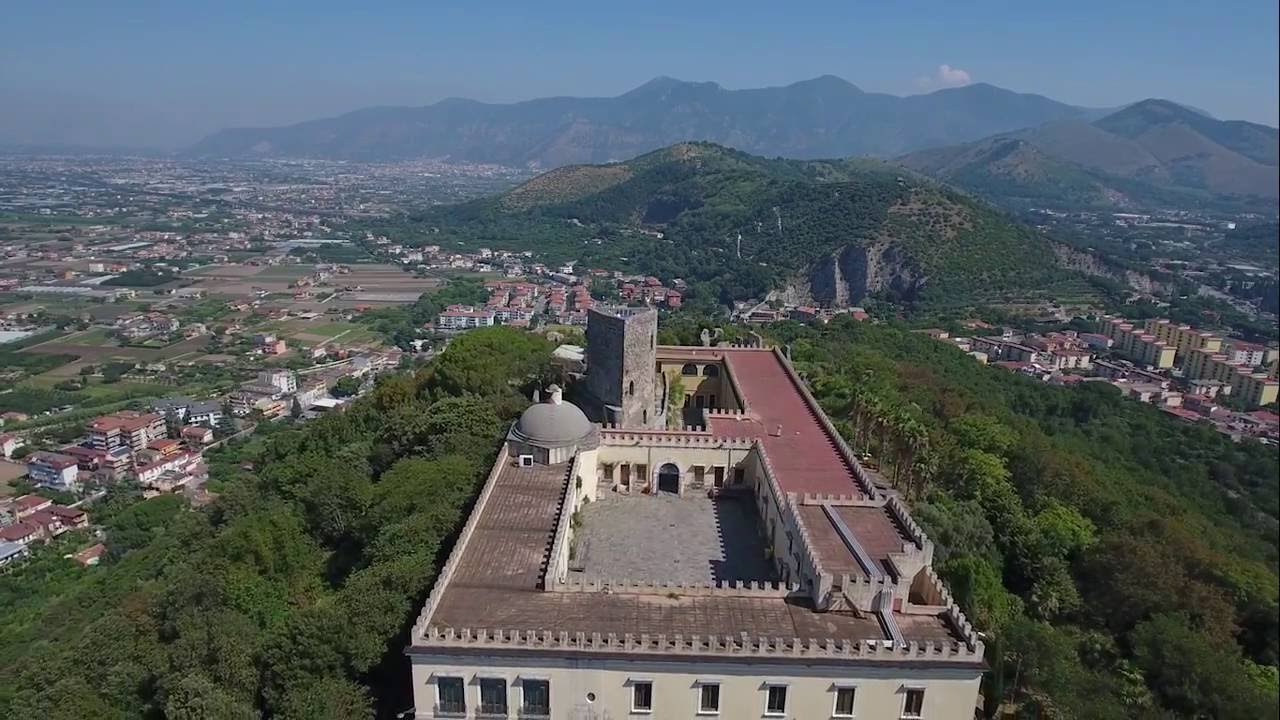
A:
898 99 1279 209
406 142 1084 309
188 76 1110 166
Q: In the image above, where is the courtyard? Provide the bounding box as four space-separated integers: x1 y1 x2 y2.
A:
569 491 778 585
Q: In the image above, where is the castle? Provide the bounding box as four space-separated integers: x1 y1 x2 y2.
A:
407 307 984 719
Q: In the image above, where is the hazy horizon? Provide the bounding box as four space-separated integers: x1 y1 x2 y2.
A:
2 0 1276 150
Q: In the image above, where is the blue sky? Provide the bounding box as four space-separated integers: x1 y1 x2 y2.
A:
1 0 1276 147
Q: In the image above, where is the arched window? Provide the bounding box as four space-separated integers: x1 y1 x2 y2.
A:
703 364 720 377
681 363 698 376
628 380 635 396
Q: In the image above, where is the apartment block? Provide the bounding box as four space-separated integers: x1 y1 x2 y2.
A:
1185 348 1280 409
26 452 80 491
87 411 166 454
1099 317 1175 369
1142 319 1221 361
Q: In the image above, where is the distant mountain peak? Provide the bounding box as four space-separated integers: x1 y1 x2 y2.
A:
622 76 722 98
787 74 863 93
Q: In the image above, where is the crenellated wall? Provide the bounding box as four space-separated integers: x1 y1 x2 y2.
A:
412 444 511 641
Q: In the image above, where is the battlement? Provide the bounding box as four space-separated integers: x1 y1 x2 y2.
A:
550 577 800 598
419 625 985 662
599 427 754 449
412 444 511 639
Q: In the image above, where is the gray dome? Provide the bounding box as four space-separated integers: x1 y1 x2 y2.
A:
512 400 594 447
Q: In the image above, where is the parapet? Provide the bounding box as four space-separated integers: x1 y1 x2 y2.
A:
419 625 985 663
550 577 800 599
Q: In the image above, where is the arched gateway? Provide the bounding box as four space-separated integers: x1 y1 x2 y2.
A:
657 463 680 494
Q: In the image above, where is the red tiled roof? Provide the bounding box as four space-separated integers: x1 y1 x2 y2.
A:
0 521 39 541
14 495 50 512
705 349 863 496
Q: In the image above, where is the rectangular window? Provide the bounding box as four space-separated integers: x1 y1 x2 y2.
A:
765 685 787 715
478 678 507 715
632 681 653 712
436 677 465 714
734 466 744 484
834 686 856 716
699 683 720 713
902 688 925 718
521 679 550 716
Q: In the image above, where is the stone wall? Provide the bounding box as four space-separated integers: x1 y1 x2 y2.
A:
583 308 658 428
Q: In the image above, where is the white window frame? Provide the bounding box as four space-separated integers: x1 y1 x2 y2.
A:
696 679 721 715
434 675 466 714
900 686 926 719
831 683 857 718
630 679 654 713
763 683 789 717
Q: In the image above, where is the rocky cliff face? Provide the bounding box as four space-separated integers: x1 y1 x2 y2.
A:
1051 242 1169 295
773 240 927 307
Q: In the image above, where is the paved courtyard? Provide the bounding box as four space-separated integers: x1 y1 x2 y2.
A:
569 491 778 585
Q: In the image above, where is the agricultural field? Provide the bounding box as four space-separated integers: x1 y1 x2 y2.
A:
256 318 381 347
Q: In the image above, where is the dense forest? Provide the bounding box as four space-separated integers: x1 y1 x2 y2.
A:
767 319 1279 718
0 327 553 719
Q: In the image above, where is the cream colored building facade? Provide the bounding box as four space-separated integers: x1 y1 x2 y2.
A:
407 310 984 719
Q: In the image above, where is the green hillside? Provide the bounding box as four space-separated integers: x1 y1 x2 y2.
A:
396 142 1084 309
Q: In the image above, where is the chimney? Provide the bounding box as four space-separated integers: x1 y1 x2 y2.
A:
547 384 563 405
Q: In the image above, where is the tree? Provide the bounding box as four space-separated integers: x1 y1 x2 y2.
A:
1131 613 1275 718
331 376 361 398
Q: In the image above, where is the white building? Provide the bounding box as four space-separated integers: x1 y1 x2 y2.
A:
258 369 298 394
437 305 496 331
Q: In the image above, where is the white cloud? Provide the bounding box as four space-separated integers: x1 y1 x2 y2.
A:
915 64 973 90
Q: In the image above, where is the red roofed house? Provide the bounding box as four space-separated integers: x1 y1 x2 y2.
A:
12 494 51 519
73 543 107 566
181 425 215 445
0 521 44 546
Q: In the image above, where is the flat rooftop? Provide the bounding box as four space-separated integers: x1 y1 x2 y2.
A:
423 460 963 656
682 347 869 497
568 492 776 585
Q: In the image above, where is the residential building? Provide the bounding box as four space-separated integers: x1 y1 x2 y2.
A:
1099 316 1176 369
1235 373 1280 409
1142 319 1222 361
26 452 80 491
407 309 984 720
0 540 29 567
1185 348 1280 408
1220 339 1267 368
258 369 298 394
11 495 51 520
88 411 166 454
73 543 106 566
0 522 43 546
180 425 215 445
0 433 23 459
437 305 496 330
135 450 201 488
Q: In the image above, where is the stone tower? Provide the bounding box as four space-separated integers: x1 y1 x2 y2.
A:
583 306 658 428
